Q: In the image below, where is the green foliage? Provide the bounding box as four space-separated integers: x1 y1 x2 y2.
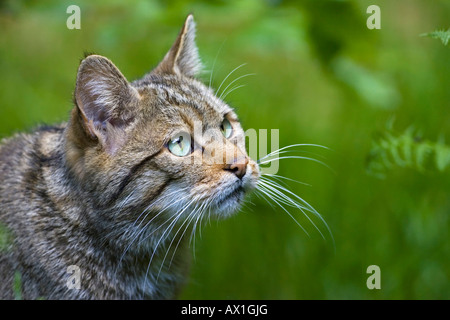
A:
0 222 13 252
332 57 400 110
421 28 450 46
14 271 22 300
367 125 450 178
0 0 449 299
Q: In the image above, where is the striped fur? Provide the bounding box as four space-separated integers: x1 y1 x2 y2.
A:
0 15 259 299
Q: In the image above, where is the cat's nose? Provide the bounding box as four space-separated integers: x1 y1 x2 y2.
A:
224 156 249 179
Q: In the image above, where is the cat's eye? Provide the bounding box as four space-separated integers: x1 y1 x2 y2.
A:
168 132 192 157
221 118 233 139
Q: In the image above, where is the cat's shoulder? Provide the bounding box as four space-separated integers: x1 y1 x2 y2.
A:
0 123 66 168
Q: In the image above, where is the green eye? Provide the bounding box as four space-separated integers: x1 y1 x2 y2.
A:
221 118 233 139
168 132 192 157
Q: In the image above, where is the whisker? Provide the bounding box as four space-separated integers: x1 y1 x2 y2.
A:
258 178 324 240
255 184 310 237
261 149 327 162
124 189 189 242
189 196 215 264
253 189 277 210
175 199 209 266
259 176 335 248
218 73 255 100
116 189 137 211
125 187 189 240
258 155 332 171
258 143 330 163
144 196 198 292
117 189 192 271
215 63 247 97
140 194 194 247
157 201 202 281
209 38 227 89
259 176 317 215
220 84 247 101
261 173 311 187
258 179 312 214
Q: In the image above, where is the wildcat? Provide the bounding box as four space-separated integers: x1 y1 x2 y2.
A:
0 15 260 299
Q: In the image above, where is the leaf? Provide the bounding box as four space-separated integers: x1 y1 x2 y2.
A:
420 29 450 46
366 124 450 178
435 142 450 171
0 222 13 252
14 271 22 300
415 142 432 171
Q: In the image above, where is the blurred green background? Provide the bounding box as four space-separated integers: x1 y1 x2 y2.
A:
0 0 449 299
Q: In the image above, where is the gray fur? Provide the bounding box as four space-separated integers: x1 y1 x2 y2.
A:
0 15 260 299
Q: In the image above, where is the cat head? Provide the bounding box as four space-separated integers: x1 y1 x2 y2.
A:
66 15 260 220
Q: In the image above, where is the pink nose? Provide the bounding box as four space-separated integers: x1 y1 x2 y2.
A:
224 157 249 179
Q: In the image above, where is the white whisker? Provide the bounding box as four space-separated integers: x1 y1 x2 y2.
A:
220 84 247 101
191 198 212 250
259 155 323 165
258 178 324 240
209 38 227 89
116 188 193 276
261 173 311 187
125 187 189 239
215 63 247 97
142 196 197 294
258 143 329 163
171 199 208 267
255 184 310 236
121 189 189 247
157 201 202 281
255 174 335 251
219 73 255 100
260 177 317 216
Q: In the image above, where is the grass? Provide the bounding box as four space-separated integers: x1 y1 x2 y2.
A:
0 0 449 299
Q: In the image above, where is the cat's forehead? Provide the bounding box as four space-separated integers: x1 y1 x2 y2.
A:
133 74 235 123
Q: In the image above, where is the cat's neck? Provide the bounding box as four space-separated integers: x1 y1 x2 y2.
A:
35 127 190 298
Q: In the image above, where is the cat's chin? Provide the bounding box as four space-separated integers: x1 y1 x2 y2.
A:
213 202 242 219
211 186 246 219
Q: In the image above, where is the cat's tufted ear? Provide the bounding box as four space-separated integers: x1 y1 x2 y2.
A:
153 14 202 77
74 55 141 155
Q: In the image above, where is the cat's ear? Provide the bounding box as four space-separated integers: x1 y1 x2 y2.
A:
154 14 202 77
74 55 141 155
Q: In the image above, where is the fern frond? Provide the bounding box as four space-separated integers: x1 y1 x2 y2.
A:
420 28 450 46
366 126 450 178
